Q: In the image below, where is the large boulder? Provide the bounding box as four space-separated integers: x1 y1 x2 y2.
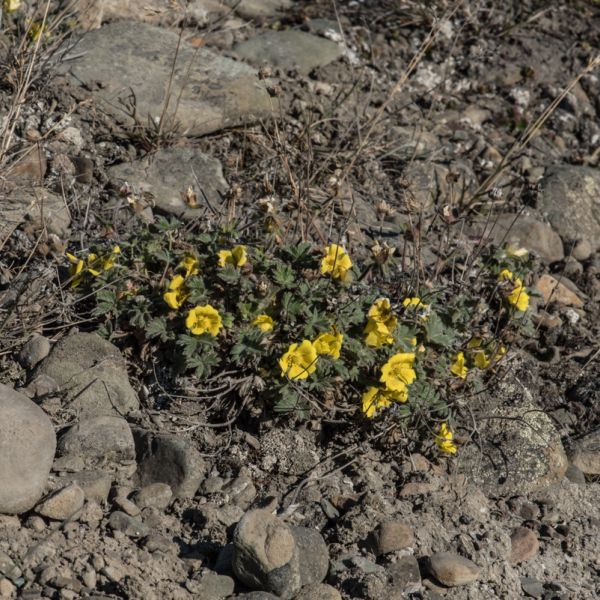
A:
0 384 56 514
233 509 329 599
58 21 273 137
539 165 600 248
32 332 139 417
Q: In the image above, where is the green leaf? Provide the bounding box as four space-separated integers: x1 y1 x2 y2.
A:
146 317 169 341
274 385 305 414
425 312 455 348
93 289 117 315
280 291 303 322
302 309 330 338
218 266 241 285
186 277 207 304
230 329 266 366
273 263 295 288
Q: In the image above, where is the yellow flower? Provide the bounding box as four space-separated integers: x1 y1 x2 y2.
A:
361 385 408 418
364 319 394 348
450 351 467 379
164 275 189 310
253 314 274 333
279 340 317 380
380 353 416 392
186 304 223 336
179 255 200 278
3 0 21 13
367 298 397 331
403 296 430 319
320 244 352 281
361 387 391 418
436 422 457 455
467 338 506 370
218 245 247 268
498 269 529 312
314 329 343 360
66 253 85 288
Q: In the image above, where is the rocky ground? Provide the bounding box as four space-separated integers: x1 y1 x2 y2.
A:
2 0 600 598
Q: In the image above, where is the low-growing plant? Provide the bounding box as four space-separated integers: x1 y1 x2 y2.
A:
64 215 533 455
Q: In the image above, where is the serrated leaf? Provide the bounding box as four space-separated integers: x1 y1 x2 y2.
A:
273 263 295 288
302 309 330 338
425 312 455 348
146 318 168 341
230 329 266 366
218 265 241 285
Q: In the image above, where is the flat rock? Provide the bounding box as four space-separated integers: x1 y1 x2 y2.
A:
108 511 150 538
535 274 584 308
539 165 600 248
109 146 228 220
0 384 56 514
58 416 135 464
510 527 539 564
59 471 112 505
472 214 564 263
59 21 273 136
78 0 228 29
134 430 206 499
226 0 291 18
368 521 415 556
294 583 341 600
428 552 481 587
194 571 235 599
33 332 139 417
0 188 71 240
233 30 344 75
567 430 600 474
133 483 173 510
457 365 567 496
386 555 422 595
36 483 85 520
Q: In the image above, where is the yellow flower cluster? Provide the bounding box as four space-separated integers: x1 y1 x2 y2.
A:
451 338 507 379
66 246 120 288
252 314 274 332
362 352 416 418
3 0 20 13
320 244 352 282
498 268 529 312
435 422 457 454
402 297 430 320
163 255 200 310
279 328 343 380
218 245 247 268
364 298 397 348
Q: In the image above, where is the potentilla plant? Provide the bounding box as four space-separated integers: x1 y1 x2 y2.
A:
63 216 532 456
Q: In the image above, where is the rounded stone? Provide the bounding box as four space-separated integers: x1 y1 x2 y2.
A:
510 527 539 564
36 483 85 520
572 239 592 262
133 483 173 510
57 415 135 462
428 552 481 587
18 335 51 369
294 583 341 600
369 521 415 556
0 384 56 514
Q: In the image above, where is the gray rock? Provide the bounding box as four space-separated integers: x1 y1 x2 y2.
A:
293 583 341 600
234 593 279 600
368 521 415 556
57 415 135 463
109 147 228 221
133 483 173 510
195 571 235 599
0 384 56 514
108 511 150 538
567 430 600 474
472 214 564 263
521 576 544 598
0 188 71 240
572 238 592 261
386 555 421 595
234 31 343 75
23 374 60 399
33 332 139 417
565 463 586 484
36 483 85 520
457 366 567 496
233 509 296 594
539 166 600 248
134 430 206 499
226 0 291 18
0 551 22 582
428 552 481 587
19 335 51 369
59 21 272 136
222 474 257 509
59 471 112 504
232 509 329 599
